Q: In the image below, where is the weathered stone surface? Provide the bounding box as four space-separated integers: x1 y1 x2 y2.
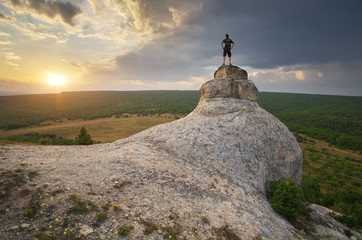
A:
200 65 258 101
214 65 248 80
130 97 303 194
233 79 259 100
80 225 93 236
199 78 233 99
199 78 259 101
20 224 30 229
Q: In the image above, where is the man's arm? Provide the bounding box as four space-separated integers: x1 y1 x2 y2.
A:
221 41 224 49
231 42 235 49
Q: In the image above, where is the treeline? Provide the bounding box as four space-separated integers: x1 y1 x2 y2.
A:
258 92 362 151
0 91 361 151
3 133 73 145
0 91 199 130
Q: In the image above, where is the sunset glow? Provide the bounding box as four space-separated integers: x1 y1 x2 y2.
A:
46 73 68 86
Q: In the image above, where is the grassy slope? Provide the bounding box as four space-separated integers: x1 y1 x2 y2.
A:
0 114 178 143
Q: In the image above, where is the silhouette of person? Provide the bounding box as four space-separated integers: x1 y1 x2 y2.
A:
221 34 234 65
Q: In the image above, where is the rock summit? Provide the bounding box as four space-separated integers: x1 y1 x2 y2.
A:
200 65 258 101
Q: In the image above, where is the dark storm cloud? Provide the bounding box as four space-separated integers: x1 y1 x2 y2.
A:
108 0 361 95
10 0 82 26
182 0 362 68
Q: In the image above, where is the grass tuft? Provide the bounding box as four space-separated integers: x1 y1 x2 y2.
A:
117 224 134 236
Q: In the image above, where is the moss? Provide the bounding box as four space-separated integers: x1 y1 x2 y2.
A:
214 225 241 240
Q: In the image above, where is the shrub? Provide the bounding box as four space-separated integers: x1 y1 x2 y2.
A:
301 176 322 204
39 136 52 145
268 178 302 222
74 127 94 145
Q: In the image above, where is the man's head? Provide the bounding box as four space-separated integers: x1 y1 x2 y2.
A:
225 34 229 38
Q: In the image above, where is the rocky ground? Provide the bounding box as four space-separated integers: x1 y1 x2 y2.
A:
0 141 360 240
0 143 291 240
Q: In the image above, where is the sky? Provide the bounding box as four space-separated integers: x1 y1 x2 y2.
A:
0 0 361 96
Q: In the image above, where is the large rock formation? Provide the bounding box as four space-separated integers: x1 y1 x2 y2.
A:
0 65 359 240
133 64 302 194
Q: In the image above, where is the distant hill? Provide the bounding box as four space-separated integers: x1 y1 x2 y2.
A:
0 91 361 151
0 91 31 96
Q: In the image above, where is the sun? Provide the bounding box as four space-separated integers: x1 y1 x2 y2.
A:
47 73 68 86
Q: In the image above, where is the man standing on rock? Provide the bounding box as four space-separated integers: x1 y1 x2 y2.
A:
221 34 234 65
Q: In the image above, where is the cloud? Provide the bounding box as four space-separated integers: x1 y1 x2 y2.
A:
79 0 203 47
3 51 21 60
2 51 21 69
0 12 15 21
0 31 11 44
247 61 362 96
8 0 82 26
294 71 305 81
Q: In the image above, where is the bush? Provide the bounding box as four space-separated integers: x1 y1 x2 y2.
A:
74 127 94 145
268 178 302 222
301 176 322 204
39 136 52 145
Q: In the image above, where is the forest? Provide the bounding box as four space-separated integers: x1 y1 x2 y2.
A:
0 91 360 152
257 92 362 152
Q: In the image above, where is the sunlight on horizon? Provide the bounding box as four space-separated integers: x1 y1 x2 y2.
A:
46 73 68 86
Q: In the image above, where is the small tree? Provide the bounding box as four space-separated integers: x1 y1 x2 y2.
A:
267 178 302 223
74 127 94 145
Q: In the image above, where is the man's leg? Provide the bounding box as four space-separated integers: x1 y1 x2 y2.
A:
223 56 225 65
229 57 231 65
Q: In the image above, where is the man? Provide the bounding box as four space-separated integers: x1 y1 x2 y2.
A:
221 34 234 65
